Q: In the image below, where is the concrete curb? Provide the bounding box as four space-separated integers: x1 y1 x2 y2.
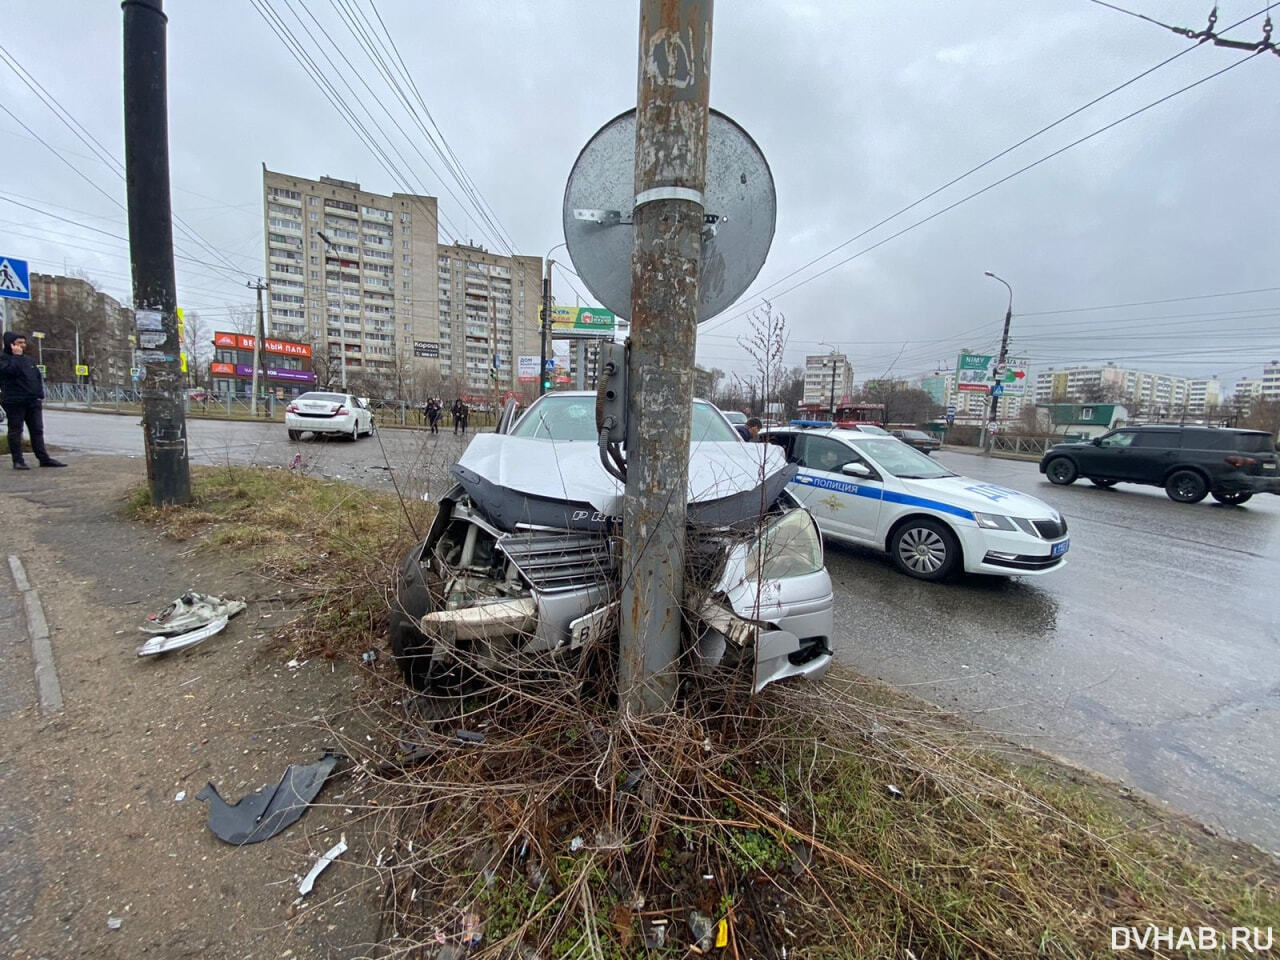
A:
7 555 63 714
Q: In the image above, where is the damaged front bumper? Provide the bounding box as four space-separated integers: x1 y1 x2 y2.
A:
390 488 834 692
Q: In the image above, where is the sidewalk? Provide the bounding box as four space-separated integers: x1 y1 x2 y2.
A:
0 457 380 959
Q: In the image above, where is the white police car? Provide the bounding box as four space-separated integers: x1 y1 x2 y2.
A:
760 423 1069 581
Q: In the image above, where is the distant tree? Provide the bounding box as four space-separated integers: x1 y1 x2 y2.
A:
1011 403 1044 435
15 277 111 384
735 302 788 420
776 365 806 416
181 309 216 388
856 380 940 426
1241 398 1280 438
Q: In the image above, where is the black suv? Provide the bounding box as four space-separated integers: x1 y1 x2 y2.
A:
1039 425 1280 505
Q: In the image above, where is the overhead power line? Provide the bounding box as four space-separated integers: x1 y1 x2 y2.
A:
1017 285 1280 317
0 44 256 286
700 40 1267 337
696 6 1273 338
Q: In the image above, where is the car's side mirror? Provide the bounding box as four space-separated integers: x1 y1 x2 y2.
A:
842 462 873 478
1091 438 1102 446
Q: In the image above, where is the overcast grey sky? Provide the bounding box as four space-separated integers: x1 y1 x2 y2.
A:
2 1 1277 390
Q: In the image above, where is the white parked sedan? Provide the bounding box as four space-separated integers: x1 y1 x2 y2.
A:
284 391 374 441
761 425 1069 580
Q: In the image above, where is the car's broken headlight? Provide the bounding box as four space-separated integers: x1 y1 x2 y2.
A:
745 509 824 582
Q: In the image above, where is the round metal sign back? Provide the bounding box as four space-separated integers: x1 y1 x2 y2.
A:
562 109 775 322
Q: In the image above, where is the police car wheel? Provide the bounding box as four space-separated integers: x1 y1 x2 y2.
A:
891 519 960 581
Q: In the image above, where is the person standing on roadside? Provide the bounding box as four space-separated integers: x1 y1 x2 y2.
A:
457 400 469 435
0 331 67 469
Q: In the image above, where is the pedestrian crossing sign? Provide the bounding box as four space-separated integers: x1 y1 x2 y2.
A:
0 255 31 301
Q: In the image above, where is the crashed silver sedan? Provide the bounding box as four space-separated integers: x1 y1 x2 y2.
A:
390 393 834 694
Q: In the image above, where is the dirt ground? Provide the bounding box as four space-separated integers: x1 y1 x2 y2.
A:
0 456 385 959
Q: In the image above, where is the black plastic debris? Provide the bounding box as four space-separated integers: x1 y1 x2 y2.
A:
196 751 339 845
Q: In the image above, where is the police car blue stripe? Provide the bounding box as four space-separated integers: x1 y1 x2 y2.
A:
881 488 974 520
795 473 974 521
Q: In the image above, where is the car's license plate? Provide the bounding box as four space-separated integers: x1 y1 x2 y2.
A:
1052 539 1069 557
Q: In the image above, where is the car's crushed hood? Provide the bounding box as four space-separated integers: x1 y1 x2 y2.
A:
452 435 796 532
904 475 1062 520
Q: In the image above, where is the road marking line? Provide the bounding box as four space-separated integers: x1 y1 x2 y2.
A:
7 555 63 714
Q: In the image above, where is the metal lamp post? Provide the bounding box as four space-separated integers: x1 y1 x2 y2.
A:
316 230 349 390
541 242 567 396
820 341 839 418
983 271 1013 452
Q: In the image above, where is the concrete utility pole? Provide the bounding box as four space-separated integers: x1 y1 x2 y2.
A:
123 0 190 505
618 0 713 714
983 271 1013 453
248 278 266 415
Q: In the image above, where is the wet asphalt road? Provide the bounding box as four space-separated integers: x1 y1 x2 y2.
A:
36 410 1280 853
829 449 1280 855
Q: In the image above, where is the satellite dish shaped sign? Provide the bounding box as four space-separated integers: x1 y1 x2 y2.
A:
562 109 776 322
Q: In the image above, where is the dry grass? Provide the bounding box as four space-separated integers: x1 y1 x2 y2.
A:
317 663 1278 960
127 463 432 660
130 465 1280 959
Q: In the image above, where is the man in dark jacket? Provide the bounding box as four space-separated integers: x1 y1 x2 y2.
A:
0 331 66 469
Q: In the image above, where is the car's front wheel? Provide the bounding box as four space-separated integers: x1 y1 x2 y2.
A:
1211 489 1253 506
890 518 960 581
1165 470 1208 504
1045 457 1078 485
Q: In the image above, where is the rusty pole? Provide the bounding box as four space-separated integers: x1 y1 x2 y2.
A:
618 0 713 714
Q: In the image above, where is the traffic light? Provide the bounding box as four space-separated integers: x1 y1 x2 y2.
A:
542 377 552 392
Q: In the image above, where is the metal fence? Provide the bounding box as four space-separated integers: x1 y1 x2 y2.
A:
990 435 1054 455
40 382 500 428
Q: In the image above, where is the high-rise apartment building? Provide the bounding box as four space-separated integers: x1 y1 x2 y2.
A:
1185 377 1221 415
1262 360 1280 401
435 242 542 397
262 168 541 399
1033 363 1190 414
802 353 853 410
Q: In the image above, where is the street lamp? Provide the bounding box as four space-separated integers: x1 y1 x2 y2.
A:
819 341 839 419
316 230 349 390
983 271 1014 452
541 242 568 396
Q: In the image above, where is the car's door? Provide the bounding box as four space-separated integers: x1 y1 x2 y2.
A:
790 434 884 543
1075 429 1137 479
1128 429 1180 482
